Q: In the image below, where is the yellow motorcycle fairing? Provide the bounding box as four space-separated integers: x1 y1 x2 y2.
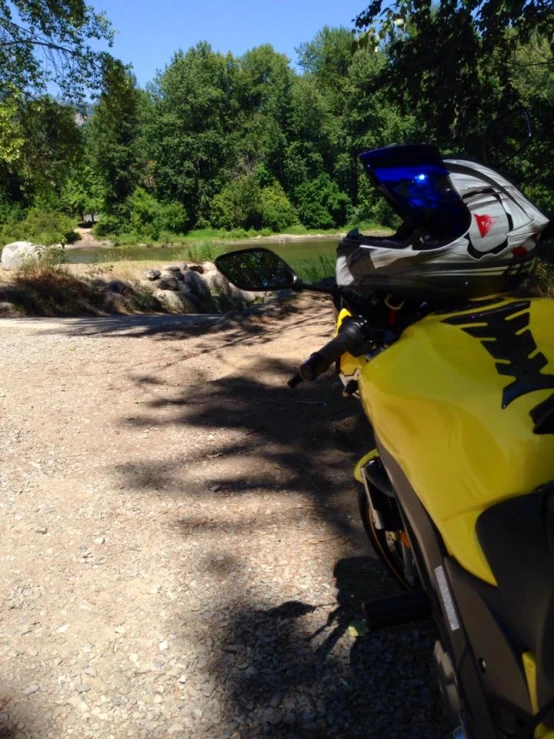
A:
341 297 554 585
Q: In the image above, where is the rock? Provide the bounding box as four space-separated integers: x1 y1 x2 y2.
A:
35 526 48 534
106 279 132 295
204 271 255 306
182 271 210 300
103 292 132 313
93 536 105 545
74 682 90 693
1 241 41 271
144 270 161 281
157 276 180 291
153 290 198 314
201 261 216 273
84 667 97 677
180 263 189 272
0 301 17 316
22 683 40 695
159 640 168 651
56 624 69 633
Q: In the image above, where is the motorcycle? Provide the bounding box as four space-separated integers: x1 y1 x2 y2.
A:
214 118 554 739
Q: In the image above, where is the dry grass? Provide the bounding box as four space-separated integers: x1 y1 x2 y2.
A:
0 256 174 317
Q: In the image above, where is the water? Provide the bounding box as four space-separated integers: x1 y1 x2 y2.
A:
65 239 340 279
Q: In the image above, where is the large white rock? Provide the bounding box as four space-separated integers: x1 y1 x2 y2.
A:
154 289 198 314
1 241 41 271
204 270 265 304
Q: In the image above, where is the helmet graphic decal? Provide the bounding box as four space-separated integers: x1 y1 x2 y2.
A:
464 189 512 260
475 214 497 238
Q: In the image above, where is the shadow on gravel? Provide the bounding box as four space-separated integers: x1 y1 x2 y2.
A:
208 556 448 738
111 307 450 737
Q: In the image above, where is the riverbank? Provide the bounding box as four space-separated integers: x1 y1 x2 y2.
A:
66 223 391 251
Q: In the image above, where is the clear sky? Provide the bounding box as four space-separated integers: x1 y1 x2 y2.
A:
93 0 365 86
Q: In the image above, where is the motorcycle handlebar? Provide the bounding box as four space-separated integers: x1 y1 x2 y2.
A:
298 319 367 382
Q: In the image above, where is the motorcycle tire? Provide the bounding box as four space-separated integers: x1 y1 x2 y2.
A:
357 483 418 591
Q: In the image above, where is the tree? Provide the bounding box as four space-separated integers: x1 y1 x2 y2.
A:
0 0 114 100
87 63 143 216
0 95 83 205
353 1 552 141
147 43 239 228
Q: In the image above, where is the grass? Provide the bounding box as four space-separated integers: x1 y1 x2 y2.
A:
0 248 166 316
295 253 336 283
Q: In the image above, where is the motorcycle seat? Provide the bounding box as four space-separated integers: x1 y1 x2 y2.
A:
476 483 554 715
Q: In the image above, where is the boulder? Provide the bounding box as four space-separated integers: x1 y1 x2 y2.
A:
0 301 18 316
105 279 131 295
144 269 161 281
103 292 132 313
154 289 198 314
204 270 255 305
1 241 41 271
182 270 210 300
157 276 180 291
202 261 216 273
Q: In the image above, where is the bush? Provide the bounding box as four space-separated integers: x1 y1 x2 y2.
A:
211 176 263 231
93 214 125 238
0 208 77 246
295 174 349 229
260 182 298 232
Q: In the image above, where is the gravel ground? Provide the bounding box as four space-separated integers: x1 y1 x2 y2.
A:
0 296 451 738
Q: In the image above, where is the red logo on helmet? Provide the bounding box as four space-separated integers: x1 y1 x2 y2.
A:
475 214 497 238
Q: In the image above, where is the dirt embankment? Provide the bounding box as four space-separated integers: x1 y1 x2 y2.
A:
0 296 447 738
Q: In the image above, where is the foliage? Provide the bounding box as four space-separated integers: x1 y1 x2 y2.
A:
0 208 77 245
0 0 114 100
87 64 143 213
295 174 350 229
260 182 298 232
211 176 263 231
1 14 554 247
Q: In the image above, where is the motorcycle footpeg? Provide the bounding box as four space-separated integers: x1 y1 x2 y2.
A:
362 591 431 630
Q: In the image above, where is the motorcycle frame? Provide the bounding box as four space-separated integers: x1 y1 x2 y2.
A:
374 442 537 739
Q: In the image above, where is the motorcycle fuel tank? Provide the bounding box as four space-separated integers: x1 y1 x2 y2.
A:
356 296 554 584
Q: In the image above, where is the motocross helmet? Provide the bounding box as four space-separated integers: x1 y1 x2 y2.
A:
336 144 550 299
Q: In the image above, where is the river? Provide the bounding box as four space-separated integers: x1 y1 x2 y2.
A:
65 238 341 280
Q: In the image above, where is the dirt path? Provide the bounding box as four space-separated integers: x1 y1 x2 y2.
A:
0 297 448 738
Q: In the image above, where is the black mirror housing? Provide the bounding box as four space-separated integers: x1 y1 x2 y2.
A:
215 248 300 291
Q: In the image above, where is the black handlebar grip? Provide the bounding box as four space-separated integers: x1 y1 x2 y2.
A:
298 319 367 382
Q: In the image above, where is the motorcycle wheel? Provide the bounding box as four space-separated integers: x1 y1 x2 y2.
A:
357 484 418 591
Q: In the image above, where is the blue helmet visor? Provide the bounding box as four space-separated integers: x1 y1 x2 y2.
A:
359 144 471 243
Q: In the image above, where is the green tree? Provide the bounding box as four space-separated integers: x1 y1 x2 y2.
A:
147 43 239 228
0 95 82 206
0 0 114 99
87 63 143 218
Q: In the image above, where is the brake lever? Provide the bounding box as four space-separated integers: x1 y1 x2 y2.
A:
287 374 304 389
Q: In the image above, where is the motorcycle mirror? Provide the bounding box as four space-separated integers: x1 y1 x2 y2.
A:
215 248 300 291
484 108 533 168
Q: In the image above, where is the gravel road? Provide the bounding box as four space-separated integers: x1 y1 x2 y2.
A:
0 296 450 738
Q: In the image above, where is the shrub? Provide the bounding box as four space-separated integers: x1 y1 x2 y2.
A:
295 174 350 229
260 182 298 232
0 208 77 246
211 176 263 231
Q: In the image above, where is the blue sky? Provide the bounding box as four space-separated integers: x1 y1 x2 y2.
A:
93 0 365 86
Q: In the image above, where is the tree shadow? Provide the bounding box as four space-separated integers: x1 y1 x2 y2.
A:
111 342 450 736
196 555 448 738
